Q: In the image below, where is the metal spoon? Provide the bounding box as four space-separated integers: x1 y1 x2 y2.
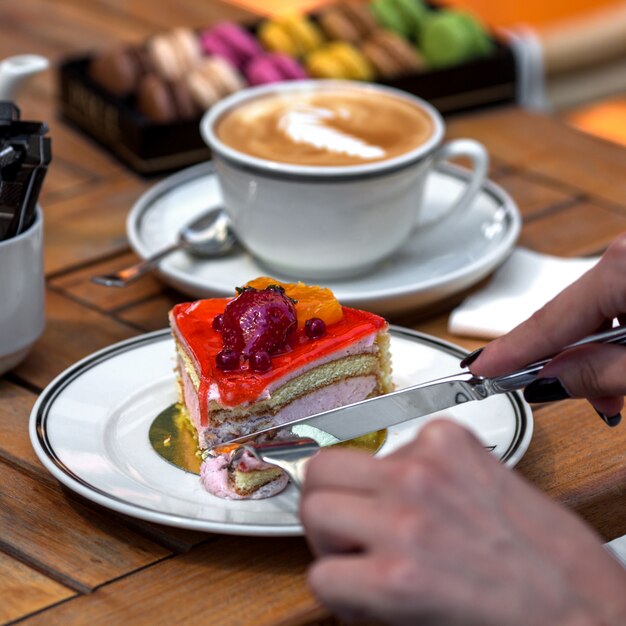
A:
91 206 237 287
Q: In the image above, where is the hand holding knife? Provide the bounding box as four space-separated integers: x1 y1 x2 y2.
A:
203 324 626 486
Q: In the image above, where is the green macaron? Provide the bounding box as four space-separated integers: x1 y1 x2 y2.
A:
454 11 495 56
370 0 429 38
394 0 429 34
420 10 493 68
370 0 411 38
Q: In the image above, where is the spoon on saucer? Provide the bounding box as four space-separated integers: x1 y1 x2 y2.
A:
91 206 238 287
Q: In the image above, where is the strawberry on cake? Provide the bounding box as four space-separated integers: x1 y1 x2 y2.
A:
168 277 393 499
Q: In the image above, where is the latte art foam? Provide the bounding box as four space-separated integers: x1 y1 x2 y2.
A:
279 105 386 160
216 89 435 167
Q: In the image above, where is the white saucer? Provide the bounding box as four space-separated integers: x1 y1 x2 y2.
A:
30 327 532 536
128 162 521 316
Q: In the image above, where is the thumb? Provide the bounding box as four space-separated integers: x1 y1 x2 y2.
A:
524 343 625 424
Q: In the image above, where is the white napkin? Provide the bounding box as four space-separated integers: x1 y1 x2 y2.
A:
606 534 626 569
448 247 599 339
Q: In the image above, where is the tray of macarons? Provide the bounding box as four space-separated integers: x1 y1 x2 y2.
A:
58 0 516 175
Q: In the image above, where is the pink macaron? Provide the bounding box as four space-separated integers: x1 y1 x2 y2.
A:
200 22 262 70
245 53 308 86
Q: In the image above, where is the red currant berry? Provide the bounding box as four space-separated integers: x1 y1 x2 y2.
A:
212 314 224 332
250 350 272 372
305 317 326 339
216 349 239 371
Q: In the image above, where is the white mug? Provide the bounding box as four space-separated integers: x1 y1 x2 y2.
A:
0 207 45 375
202 80 488 280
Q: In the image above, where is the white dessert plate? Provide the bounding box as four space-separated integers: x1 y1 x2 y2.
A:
30 327 532 536
127 162 521 316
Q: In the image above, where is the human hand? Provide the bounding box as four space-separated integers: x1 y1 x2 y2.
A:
468 236 626 423
301 420 626 626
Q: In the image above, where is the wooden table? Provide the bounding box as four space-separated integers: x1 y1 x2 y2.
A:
2 1 626 624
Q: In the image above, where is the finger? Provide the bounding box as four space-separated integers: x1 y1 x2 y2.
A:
522 345 625 424
307 555 383 622
301 491 388 556
308 553 437 624
377 420 500 511
539 343 626 400
302 447 382 496
587 397 623 425
389 419 492 478
471 238 626 377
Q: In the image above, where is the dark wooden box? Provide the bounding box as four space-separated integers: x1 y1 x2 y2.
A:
58 41 516 176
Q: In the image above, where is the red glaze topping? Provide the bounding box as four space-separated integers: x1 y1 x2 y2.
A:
171 298 386 422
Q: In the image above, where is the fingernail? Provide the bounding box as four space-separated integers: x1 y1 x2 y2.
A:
524 377 571 403
595 409 622 427
460 348 483 369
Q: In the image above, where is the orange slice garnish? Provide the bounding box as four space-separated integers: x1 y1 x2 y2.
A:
243 276 343 330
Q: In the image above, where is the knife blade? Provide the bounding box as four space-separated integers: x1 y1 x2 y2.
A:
207 323 626 458
208 370 498 456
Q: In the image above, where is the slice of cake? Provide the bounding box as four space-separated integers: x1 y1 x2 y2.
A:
169 277 393 499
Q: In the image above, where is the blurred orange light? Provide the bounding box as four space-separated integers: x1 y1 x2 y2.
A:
222 0 622 26
220 0 334 17
566 98 626 148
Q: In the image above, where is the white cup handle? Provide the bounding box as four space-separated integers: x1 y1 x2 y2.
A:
418 138 489 229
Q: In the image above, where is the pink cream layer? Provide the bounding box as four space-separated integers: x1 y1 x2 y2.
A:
180 356 377 448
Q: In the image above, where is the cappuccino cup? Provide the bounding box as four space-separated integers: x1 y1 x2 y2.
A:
201 80 488 280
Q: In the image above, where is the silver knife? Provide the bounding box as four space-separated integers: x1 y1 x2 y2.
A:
205 324 626 486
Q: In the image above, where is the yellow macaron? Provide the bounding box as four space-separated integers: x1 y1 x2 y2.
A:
306 49 347 78
257 20 300 57
306 42 376 80
258 12 325 57
275 11 325 55
327 42 376 80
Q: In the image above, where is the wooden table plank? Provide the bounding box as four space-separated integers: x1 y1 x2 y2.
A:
1 0 154 58
490 170 580 219
515 399 626 542
49 252 165 313
0 380 214 557
447 109 552 168
13 289 137 390
0 461 170 593
0 381 44 477
0 552 75 624
40 158 101 206
62 0 256 31
115 293 186 332
519 199 626 257
20 537 320 626
522 143 626 210
102 513 213 554
42 177 151 276
449 108 626 211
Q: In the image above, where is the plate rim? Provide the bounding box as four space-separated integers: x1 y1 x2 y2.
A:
126 162 521 304
29 327 533 536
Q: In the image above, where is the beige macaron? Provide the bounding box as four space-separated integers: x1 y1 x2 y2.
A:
186 56 246 108
147 27 201 81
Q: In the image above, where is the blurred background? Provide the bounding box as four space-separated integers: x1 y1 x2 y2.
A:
224 0 626 147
